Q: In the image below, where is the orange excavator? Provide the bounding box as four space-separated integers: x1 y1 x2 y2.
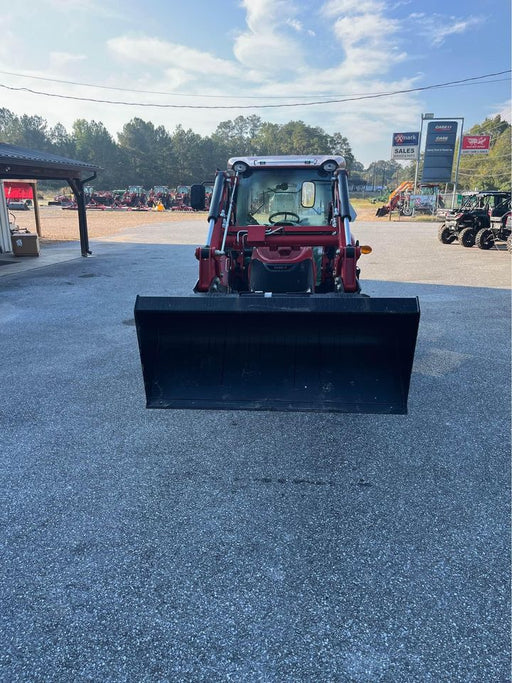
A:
376 181 413 217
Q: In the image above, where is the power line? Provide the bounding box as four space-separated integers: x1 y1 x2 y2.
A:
0 70 509 110
0 69 508 101
0 69 327 99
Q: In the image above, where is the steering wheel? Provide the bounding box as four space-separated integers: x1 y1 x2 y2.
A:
269 211 300 224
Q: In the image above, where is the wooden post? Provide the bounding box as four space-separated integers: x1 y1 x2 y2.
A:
29 182 42 237
68 177 91 257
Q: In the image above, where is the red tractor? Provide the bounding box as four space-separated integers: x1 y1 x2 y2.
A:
135 156 420 414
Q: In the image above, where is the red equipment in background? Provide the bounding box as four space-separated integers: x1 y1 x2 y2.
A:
4 181 34 202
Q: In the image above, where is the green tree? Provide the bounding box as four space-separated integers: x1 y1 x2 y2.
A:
117 118 173 188
348 160 366 187
2 114 52 150
365 160 402 189
212 115 263 157
169 124 206 185
73 119 123 187
0 106 370 190
251 120 324 155
50 122 76 158
0 107 16 140
327 132 355 168
250 122 282 155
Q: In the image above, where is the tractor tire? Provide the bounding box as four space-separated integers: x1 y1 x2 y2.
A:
401 206 413 217
507 234 512 254
438 224 456 244
475 229 494 250
459 228 476 248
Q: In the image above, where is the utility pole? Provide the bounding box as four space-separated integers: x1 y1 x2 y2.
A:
451 118 464 208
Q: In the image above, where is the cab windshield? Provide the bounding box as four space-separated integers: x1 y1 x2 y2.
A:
235 168 332 226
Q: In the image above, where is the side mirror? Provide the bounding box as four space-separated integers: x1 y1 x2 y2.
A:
301 181 316 208
190 184 206 210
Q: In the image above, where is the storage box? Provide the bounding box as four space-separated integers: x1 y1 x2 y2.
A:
11 232 40 257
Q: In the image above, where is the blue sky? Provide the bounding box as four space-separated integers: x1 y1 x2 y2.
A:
0 0 510 166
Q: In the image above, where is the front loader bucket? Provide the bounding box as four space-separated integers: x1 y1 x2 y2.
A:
134 294 420 414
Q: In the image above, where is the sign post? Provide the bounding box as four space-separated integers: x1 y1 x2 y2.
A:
451 119 464 207
413 113 434 194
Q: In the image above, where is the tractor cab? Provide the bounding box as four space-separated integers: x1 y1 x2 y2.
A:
228 155 356 228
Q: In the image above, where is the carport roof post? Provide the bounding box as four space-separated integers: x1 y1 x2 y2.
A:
0 142 101 257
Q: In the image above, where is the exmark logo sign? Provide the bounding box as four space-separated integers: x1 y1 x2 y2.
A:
391 132 419 160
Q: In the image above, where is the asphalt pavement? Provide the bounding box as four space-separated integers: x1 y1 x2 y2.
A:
0 220 510 681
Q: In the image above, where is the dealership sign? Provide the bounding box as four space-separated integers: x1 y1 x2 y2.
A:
391 132 419 160
461 134 491 155
422 121 458 183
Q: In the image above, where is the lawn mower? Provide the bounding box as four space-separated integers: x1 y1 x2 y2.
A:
135 155 420 413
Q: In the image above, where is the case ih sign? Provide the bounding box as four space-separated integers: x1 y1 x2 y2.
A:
461 134 491 155
391 132 419 160
422 121 458 183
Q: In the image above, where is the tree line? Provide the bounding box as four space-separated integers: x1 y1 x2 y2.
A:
0 108 509 191
0 109 360 189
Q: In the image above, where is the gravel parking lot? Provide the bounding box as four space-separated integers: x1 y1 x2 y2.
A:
0 216 510 681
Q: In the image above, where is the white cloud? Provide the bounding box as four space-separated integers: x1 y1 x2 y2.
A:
101 3 420 164
233 32 304 75
412 14 484 46
233 0 305 75
107 36 241 79
0 18 17 61
491 99 511 124
49 52 87 69
286 18 303 31
323 0 406 80
333 14 400 48
284 17 315 36
160 68 191 91
321 0 385 16
431 17 483 46
243 0 299 32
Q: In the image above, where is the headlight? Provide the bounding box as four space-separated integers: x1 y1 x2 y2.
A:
232 161 249 174
321 159 339 173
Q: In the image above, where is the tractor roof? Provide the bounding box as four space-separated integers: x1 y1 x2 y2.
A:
227 155 346 170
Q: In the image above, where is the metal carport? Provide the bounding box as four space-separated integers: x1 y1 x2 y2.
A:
0 143 99 257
